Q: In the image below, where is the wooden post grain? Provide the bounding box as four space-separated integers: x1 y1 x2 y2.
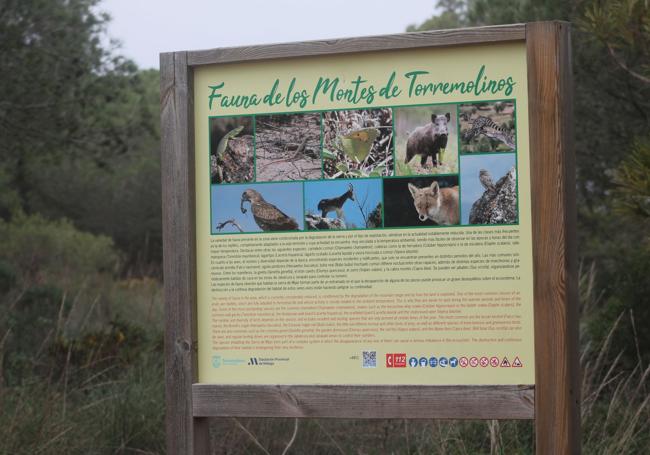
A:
527 21 580 454
161 51 210 455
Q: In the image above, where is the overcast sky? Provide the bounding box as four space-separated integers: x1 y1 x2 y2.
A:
100 0 438 69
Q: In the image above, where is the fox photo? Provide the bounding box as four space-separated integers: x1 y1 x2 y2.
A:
304 179 382 230
384 176 459 227
211 182 304 233
210 116 254 184
394 105 459 176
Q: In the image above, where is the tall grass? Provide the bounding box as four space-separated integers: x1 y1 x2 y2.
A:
0 277 165 454
579 267 650 454
0 356 164 455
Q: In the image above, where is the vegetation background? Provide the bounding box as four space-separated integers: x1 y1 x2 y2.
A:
0 0 649 453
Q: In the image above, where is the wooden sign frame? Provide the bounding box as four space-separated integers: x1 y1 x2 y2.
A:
161 21 579 454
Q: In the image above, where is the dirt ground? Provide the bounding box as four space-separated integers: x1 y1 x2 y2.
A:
255 113 322 181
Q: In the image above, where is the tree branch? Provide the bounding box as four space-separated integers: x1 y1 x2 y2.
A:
355 186 370 227
216 219 244 232
607 44 650 85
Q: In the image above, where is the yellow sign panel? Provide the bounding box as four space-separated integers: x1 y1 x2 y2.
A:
194 42 535 385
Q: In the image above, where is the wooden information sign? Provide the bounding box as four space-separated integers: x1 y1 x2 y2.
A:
161 21 579 454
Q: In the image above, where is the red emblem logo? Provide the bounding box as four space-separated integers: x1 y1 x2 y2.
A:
394 353 407 368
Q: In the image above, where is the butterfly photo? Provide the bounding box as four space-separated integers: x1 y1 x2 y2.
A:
322 109 393 179
338 127 380 162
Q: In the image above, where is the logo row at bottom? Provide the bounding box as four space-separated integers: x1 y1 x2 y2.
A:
383 353 523 369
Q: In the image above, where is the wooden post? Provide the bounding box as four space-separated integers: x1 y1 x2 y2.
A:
161 51 210 455
527 21 580 454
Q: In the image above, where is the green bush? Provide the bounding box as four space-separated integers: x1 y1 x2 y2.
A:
0 259 16 294
0 214 124 384
0 213 118 287
613 138 650 220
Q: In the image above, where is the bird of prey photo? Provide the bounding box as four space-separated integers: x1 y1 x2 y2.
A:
479 169 496 192
240 188 299 231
